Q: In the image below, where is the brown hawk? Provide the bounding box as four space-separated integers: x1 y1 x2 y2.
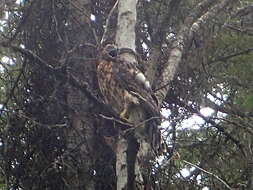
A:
97 44 160 124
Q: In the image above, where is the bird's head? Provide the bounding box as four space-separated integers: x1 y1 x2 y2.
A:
102 44 119 60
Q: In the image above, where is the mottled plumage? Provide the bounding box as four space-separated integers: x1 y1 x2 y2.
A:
97 44 160 123
97 44 166 155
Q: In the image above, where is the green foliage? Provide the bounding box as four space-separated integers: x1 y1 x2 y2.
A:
0 0 253 190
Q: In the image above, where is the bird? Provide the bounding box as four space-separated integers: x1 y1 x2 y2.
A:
97 44 166 155
97 44 160 124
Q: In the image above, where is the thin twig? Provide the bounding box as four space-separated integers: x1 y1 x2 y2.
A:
135 116 161 128
183 160 232 190
223 24 253 36
18 112 67 128
52 0 64 43
208 47 253 64
0 43 57 70
99 114 133 127
0 61 26 115
100 0 119 45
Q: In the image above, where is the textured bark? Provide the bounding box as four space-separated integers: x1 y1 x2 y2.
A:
156 0 239 106
2 0 250 189
116 0 137 50
116 0 137 62
116 137 128 190
115 0 147 189
65 0 96 189
146 45 161 85
64 113 95 190
64 0 240 189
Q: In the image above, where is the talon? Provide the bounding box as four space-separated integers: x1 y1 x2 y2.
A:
120 109 128 121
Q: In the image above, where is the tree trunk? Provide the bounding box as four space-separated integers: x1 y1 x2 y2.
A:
115 0 151 189
64 0 96 189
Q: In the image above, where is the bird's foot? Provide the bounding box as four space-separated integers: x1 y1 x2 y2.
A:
119 109 130 122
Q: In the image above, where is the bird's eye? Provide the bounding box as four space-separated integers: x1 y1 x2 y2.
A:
108 48 118 58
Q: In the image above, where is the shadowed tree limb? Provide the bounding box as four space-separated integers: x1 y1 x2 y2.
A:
155 0 238 107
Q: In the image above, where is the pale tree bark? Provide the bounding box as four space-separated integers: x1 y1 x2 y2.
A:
115 0 148 189
55 0 240 189
146 45 162 85
116 0 137 62
65 0 239 189
112 0 239 189
155 0 239 106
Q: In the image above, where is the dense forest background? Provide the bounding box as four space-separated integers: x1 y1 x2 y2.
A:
0 0 253 189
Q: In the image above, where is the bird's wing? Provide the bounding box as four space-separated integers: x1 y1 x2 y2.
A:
113 58 160 121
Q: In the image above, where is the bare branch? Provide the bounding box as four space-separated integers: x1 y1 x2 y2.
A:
183 160 233 190
209 47 253 64
101 0 119 45
156 0 238 106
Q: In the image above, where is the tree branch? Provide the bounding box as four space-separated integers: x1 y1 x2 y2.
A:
183 160 233 190
209 48 253 64
156 0 238 107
